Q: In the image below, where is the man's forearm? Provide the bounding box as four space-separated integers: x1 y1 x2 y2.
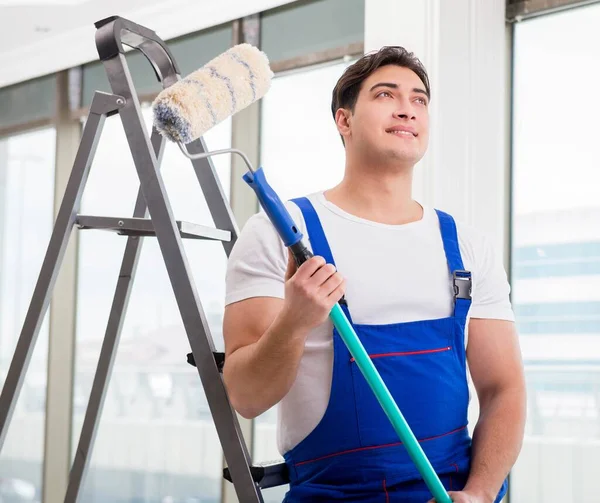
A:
464 386 527 501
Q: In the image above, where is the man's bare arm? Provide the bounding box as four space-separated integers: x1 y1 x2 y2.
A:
222 254 345 419
461 318 527 501
222 296 307 419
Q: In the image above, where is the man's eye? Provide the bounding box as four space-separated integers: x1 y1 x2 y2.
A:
415 97 428 105
377 91 392 98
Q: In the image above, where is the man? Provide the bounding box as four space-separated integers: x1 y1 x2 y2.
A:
222 46 526 502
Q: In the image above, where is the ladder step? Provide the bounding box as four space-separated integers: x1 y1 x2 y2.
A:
223 461 289 489
76 215 231 241
187 351 225 372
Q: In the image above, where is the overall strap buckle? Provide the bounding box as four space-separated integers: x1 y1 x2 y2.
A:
453 270 472 300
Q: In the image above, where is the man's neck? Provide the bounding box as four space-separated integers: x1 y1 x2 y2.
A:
324 160 423 225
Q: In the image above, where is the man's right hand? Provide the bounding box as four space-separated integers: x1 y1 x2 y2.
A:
279 251 346 332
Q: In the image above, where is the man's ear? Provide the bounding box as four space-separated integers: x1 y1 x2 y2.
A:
335 108 351 141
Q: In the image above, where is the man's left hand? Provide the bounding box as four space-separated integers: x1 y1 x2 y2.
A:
427 491 491 503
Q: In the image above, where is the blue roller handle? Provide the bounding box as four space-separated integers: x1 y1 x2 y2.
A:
243 167 452 503
242 168 302 247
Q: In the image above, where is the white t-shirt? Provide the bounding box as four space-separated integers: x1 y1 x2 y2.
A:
224 192 515 455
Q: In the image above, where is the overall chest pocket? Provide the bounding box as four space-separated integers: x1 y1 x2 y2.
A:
346 318 470 448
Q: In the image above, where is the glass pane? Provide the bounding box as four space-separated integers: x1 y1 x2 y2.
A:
170 24 234 79
511 5 600 502
0 75 56 129
261 0 364 62
73 105 231 503
255 60 352 502
0 128 56 501
259 60 351 202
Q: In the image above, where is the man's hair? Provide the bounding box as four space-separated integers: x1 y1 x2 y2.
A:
331 46 431 121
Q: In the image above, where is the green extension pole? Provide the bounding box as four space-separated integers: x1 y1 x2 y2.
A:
329 304 452 503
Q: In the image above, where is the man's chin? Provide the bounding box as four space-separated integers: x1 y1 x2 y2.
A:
385 149 424 165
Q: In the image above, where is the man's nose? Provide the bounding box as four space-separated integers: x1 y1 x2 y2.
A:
393 109 416 120
393 100 416 120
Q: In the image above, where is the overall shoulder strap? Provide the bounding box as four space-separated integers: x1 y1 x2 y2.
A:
290 197 337 267
435 209 472 320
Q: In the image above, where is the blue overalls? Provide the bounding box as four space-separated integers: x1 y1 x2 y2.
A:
282 197 508 502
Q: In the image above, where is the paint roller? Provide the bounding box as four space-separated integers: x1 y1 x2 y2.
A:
152 44 453 503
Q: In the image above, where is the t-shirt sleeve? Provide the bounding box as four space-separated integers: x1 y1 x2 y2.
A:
224 209 290 306
459 225 515 322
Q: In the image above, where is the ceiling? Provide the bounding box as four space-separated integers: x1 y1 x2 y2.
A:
0 0 151 51
0 0 296 88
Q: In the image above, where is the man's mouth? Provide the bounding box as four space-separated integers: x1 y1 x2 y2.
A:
385 127 417 137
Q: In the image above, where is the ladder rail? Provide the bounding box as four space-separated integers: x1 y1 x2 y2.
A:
64 127 165 503
0 93 123 450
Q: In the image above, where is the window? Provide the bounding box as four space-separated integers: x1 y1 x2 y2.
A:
73 105 231 503
261 0 364 63
0 76 56 129
255 59 352 502
510 4 600 501
0 128 56 501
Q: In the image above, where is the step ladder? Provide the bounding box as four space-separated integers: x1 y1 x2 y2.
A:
0 15 288 503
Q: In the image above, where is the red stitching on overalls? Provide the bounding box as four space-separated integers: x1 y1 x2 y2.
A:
295 425 467 466
349 346 451 362
383 478 390 503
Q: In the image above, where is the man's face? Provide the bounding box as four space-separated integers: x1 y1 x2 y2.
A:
338 64 430 167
